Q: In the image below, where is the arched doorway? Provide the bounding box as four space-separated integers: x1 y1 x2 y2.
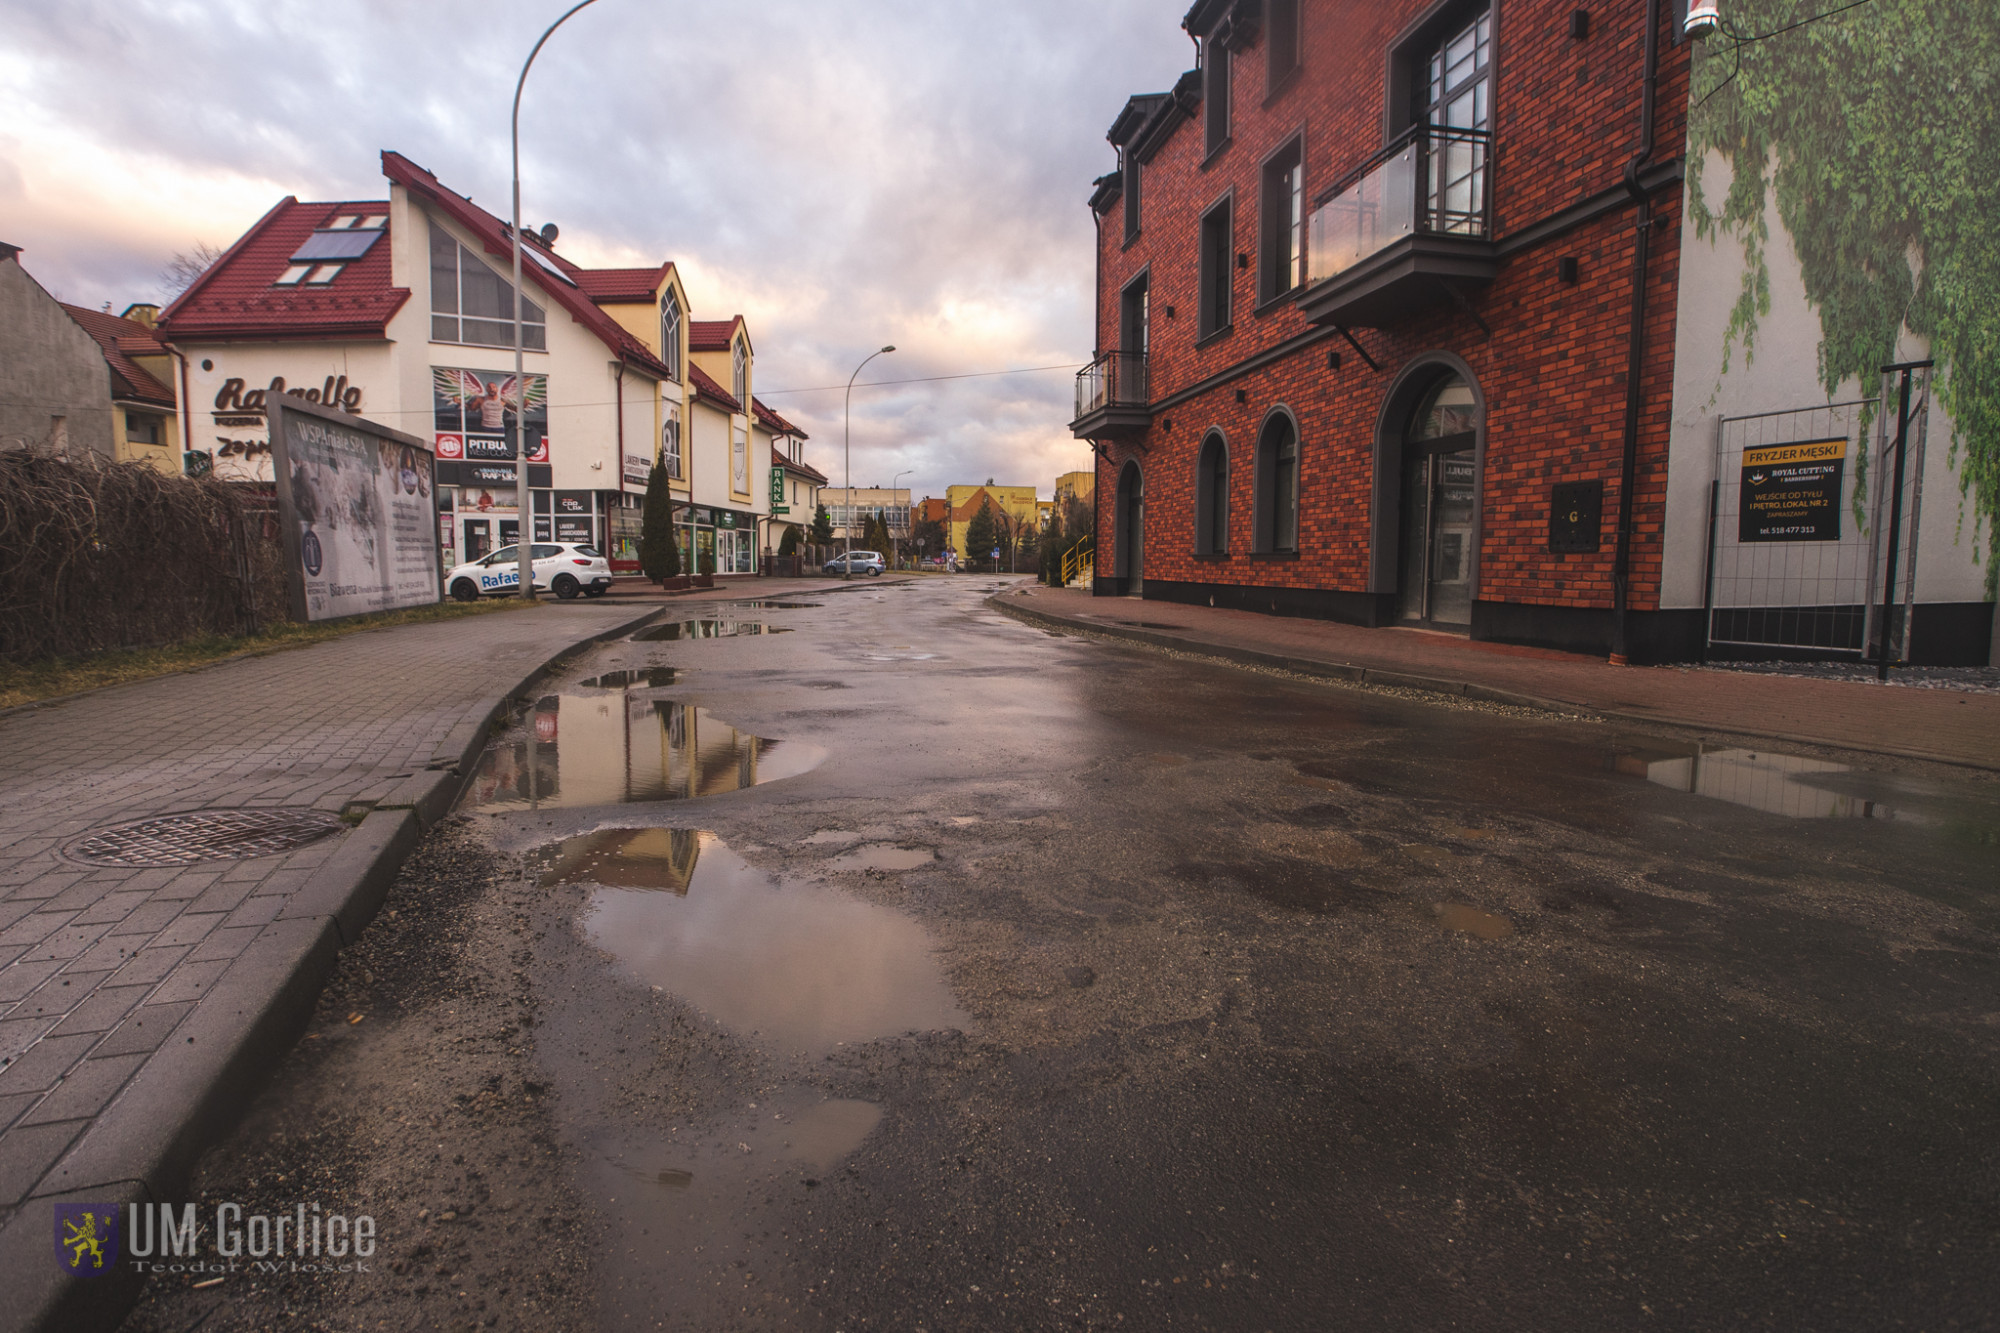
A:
1395 372 1479 626
1115 459 1145 595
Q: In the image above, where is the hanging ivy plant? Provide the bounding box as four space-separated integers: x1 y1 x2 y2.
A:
1686 0 2000 592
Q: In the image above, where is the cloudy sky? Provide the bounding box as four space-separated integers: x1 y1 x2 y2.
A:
1 0 1192 499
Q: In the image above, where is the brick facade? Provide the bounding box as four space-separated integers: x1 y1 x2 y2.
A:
1081 0 1695 661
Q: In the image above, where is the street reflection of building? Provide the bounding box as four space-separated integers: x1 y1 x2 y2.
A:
1609 743 1903 820
465 690 801 811
539 827 701 894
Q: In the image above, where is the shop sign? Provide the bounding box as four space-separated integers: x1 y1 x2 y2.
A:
554 491 592 517
203 375 369 484
555 516 593 544
624 453 652 486
268 397 439 622
1739 438 1845 542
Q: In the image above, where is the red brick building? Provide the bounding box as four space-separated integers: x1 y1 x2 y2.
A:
1075 0 1698 661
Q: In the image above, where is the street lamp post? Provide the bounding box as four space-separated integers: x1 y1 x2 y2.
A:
511 0 602 601
843 345 895 580
890 467 912 570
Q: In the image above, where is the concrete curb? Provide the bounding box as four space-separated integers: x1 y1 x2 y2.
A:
991 592 2000 773
1 600 665 1333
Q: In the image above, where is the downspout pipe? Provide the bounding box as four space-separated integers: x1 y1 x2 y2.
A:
1610 0 1663 665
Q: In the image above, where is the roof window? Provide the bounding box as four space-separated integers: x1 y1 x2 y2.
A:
304 264 344 285
274 265 312 286
361 214 388 229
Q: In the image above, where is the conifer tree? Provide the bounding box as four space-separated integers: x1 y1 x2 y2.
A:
638 460 680 582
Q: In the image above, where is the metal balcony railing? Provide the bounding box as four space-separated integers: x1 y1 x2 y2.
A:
1074 350 1149 420
1306 124 1494 286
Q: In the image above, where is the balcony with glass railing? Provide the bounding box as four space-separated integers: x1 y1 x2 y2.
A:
1296 124 1499 329
1070 349 1150 439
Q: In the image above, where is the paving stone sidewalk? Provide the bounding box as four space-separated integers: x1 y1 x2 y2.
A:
1005 584 2000 771
0 602 640 1246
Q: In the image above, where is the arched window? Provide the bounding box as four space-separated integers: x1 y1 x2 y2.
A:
1254 412 1300 552
660 290 682 381
1195 431 1229 554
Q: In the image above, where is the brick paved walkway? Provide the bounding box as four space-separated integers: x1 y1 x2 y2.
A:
1008 584 2000 771
0 603 639 1220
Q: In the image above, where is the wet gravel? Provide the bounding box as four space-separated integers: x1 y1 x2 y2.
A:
1703 659 2000 693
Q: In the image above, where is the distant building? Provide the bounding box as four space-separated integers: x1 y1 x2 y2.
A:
824 487 911 545
1 244 140 462
761 404 826 558
945 484 1039 558
1054 470 1095 507
61 302 181 474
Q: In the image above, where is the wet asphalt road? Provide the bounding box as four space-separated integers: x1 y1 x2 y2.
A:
131 576 2000 1332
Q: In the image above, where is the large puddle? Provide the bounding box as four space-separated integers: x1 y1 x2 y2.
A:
1605 739 1946 820
545 831 965 1055
462 696 822 812
632 620 790 641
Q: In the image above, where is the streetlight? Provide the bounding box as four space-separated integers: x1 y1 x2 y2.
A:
890 467 912 570
511 0 602 601
843 345 894 580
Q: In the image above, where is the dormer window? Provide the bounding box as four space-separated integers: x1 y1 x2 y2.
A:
731 335 747 403
661 290 682 381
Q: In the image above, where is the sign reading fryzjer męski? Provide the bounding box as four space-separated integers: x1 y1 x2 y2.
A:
268 395 442 622
1738 437 1846 542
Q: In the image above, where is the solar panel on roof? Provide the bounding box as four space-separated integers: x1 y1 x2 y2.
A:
290 229 384 262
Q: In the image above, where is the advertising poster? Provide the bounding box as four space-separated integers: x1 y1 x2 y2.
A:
433 366 548 462
269 396 442 622
1738 438 1845 543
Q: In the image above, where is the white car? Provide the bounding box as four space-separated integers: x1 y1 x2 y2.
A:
446 543 612 601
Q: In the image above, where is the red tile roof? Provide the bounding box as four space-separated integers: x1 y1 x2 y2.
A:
689 317 746 352
380 152 672 380
687 362 741 413
750 396 806 439
60 304 176 407
773 445 827 484
157 197 409 342
573 265 673 303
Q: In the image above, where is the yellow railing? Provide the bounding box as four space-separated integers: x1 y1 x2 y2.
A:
1061 537 1094 588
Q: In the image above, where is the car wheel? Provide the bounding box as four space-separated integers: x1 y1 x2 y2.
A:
552 574 580 600
867 567 881 576
450 579 479 603
584 586 607 598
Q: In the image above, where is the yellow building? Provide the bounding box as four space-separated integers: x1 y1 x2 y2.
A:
1054 470 1095 506
945 483 1039 560
62 302 182 474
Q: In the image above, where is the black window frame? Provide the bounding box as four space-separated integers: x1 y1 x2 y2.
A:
1122 150 1143 244
1203 37 1232 160
1119 268 1150 359
1197 195 1234 343
660 289 682 382
1195 430 1230 555
1386 0 1495 141
1258 136 1306 306
1254 410 1301 554
1267 0 1302 97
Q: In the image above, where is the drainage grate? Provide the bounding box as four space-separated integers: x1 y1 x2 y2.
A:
62 808 348 868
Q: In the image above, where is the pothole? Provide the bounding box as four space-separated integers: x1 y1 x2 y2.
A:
62 808 347 867
827 844 936 872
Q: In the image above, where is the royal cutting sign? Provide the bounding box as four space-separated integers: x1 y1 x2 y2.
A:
1739 437 1845 542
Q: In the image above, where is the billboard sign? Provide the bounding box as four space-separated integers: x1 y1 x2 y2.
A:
1738 438 1845 542
432 366 548 464
268 395 441 623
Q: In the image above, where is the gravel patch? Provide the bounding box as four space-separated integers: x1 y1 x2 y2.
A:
1702 660 2000 694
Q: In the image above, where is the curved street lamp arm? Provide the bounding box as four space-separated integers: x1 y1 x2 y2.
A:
842 345 895 578
512 0 602 599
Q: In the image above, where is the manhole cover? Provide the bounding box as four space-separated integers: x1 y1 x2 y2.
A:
62 808 348 868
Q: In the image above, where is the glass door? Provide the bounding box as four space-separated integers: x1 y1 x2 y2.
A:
1397 448 1476 627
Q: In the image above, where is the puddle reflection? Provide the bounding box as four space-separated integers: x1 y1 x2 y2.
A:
463 697 822 812
1607 740 1923 820
555 832 966 1054
632 620 791 641
577 667 678 689
717 601 822 610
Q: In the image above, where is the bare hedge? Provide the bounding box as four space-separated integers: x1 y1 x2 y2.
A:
0 451 289 663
